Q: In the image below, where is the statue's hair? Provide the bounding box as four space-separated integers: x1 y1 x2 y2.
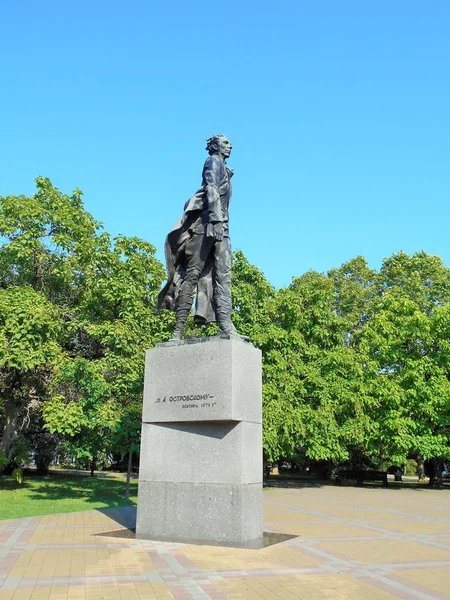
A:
206 134 226 155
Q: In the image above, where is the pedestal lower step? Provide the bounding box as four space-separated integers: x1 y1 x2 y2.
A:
136 481 262 544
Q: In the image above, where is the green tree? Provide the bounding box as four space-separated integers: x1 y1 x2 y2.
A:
0 177 98 456
0 286 62 455
1 178 169 463
360 252 450 467
261 270 372 464
3 178 450 480
46 233 169 472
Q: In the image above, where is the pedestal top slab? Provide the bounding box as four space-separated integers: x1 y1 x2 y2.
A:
142 336 262 423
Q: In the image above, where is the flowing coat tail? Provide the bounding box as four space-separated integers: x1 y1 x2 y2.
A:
156 188 216 324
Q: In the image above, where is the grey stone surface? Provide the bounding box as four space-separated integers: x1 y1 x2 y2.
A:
139 421 262 485
142 336 261 423
136 481 262 544
136 337 263 545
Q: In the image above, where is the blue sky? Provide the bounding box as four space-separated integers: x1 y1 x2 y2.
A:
1 1 449 288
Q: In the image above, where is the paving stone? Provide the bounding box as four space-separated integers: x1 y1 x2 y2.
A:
1 487 450 598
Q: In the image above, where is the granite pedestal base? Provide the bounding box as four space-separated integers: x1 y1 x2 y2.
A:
136 336 263 545
137 481 262 544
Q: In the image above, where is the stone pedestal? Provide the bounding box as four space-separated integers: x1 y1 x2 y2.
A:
136 336 263 545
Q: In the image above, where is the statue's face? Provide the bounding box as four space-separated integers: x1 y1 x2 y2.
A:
217 136 232 158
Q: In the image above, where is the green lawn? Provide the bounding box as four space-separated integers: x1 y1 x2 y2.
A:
0 474 137 520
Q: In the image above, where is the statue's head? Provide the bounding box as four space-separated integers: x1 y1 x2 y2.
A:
206 134 232 159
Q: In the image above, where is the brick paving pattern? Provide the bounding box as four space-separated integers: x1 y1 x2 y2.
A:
1 485 449 599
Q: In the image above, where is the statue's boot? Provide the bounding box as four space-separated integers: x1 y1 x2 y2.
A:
218 319 237 336
216 315 250 341
169 308 190 341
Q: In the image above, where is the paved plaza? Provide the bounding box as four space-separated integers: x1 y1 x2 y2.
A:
1 484 449 599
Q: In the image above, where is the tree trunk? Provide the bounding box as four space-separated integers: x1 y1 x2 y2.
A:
125 450 133 502
435 459 443 485
428 459 442 486
90 453 97 477
0 398 20 458
416 456 425 482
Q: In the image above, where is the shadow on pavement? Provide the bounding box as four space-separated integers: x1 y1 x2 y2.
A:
96 505 137 529
94 525 298 549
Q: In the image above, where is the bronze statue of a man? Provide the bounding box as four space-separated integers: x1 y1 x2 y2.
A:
157 134 239 340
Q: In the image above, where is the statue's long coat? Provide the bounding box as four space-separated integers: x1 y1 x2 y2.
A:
157 154 232 324
156 189 215 323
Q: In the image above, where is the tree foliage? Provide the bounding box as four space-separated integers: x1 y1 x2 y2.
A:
0 178 168 465
1 179 450 474
230 252 450 467
359 252 450 465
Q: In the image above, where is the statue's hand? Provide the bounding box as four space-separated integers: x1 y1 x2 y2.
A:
213 222 224 241
206 222 224 242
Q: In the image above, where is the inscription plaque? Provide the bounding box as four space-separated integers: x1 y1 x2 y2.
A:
155 394 217 411
142 337 262 424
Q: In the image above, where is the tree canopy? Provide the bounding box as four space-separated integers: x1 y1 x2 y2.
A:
1 178 449 475
0 178 168 470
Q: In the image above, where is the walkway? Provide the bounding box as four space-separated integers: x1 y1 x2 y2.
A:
1 485 449 599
